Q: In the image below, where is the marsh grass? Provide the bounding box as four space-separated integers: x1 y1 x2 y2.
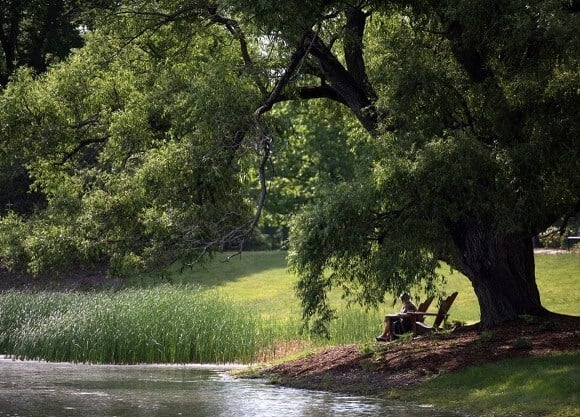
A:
0 286 284 364
327 306 381 345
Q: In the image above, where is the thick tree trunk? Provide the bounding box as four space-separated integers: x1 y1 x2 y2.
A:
451 223 548 328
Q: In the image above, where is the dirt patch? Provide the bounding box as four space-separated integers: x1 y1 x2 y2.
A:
260 314 579 396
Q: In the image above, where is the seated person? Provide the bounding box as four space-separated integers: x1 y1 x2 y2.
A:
376 292 417 341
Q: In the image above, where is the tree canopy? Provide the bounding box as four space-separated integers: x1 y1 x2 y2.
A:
0 0 117 214
0 0 578 331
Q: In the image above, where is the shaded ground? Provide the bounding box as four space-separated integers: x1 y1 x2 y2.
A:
261 314 579 396
0 263 122 292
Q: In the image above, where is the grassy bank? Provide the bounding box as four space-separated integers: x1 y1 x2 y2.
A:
0 251 578 417
403 351 579 417
1 251 578 364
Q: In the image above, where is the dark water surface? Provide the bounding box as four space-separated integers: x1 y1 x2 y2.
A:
0 356 458 417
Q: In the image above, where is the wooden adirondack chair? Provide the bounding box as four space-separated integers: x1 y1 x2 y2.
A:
376 295 435 342
408 292 458 335
414 295 435 323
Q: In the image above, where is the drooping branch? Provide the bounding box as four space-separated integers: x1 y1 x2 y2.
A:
112 4 270 96
111 4 202 50
181 123 271 264
205 6 268 96
112 4 201 23
60 136 109 164
109 5 275 262
223 121 271 260
205 7 251 66
70 113 101 130
56 113 109 163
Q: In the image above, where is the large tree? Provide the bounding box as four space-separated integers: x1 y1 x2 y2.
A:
0 1 578 329
0 0 116 215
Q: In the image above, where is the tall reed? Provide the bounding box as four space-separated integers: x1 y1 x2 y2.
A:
328 307 382 345
0 286 277 364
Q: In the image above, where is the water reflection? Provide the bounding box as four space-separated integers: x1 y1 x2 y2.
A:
0 356 456 417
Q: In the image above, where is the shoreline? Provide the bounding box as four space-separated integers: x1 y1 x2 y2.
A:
255 313 579 397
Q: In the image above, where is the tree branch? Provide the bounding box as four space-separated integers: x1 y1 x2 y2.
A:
182 122 271 264
204 6 268 96
305 30 378 133
444 21 494 83
111 4 201 50
271 84 348 105
429 5 524 143
70 113 101 130
253 32 312 118
60 136 109 164
344 6 376 101
223 120 271 260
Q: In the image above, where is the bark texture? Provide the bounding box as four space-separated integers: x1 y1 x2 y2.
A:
452 224 547 328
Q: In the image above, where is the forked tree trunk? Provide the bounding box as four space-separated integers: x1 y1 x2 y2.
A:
451 223 548 328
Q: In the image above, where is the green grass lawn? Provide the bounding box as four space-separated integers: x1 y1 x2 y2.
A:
139 251 303 318
405 351 579 417
535 252 580 317
134 250 580 324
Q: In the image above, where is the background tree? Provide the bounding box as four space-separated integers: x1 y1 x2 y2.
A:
0 1 577 330
0 7 263 274
261 100 374 248
0 0 115 215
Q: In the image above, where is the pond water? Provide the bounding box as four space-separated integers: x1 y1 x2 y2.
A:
0 356 458 417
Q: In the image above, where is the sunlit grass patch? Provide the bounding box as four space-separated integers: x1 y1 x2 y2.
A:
144 251 578 327
407 352 579 417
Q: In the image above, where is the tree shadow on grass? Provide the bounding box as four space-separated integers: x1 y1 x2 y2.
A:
0 251 290 292
126 251 289 290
